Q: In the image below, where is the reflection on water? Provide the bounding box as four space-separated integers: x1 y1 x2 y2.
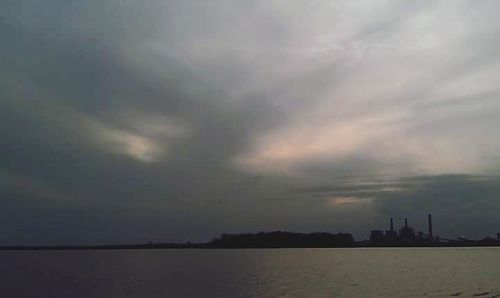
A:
1 248 500 297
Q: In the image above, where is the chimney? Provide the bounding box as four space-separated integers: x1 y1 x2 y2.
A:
390 217 394 232
428 214 433 240
404 218 408 228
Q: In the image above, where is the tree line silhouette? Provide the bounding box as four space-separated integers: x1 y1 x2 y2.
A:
208 231 354 248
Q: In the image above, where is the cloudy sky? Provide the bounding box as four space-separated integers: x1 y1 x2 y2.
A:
2 0 500 245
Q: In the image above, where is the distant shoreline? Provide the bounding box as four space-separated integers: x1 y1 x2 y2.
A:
3 243 500 251
4 230 500 250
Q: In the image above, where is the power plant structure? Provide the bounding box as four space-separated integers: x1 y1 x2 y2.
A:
428 214 433 240
370 214 435 245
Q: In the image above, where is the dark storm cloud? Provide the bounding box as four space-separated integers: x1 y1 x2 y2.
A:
0 0 292 244
2 1 500 244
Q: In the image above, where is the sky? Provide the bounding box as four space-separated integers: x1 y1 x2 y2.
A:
2 0 500 245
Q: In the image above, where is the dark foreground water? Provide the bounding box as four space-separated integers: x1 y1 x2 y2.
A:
1 248 500 297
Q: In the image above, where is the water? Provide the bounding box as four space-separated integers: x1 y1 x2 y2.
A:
1 248 500 297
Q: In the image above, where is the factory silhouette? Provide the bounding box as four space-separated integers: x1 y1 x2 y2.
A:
207 213 500 248
369 214 436 245
204 213 500 248
368 214 500 247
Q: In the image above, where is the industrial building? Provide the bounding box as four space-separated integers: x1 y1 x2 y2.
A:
370 214 434 245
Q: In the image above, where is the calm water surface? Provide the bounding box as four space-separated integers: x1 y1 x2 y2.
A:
1 248 500 297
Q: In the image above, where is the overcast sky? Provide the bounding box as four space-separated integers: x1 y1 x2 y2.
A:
2 1 500 245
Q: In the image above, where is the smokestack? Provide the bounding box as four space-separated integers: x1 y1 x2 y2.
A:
404 218 408 228
428 214 433 240
390 217 394 232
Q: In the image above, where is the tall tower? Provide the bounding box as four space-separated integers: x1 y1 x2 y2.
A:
390 217 394 232
428 214 433 240
399 217 415 241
